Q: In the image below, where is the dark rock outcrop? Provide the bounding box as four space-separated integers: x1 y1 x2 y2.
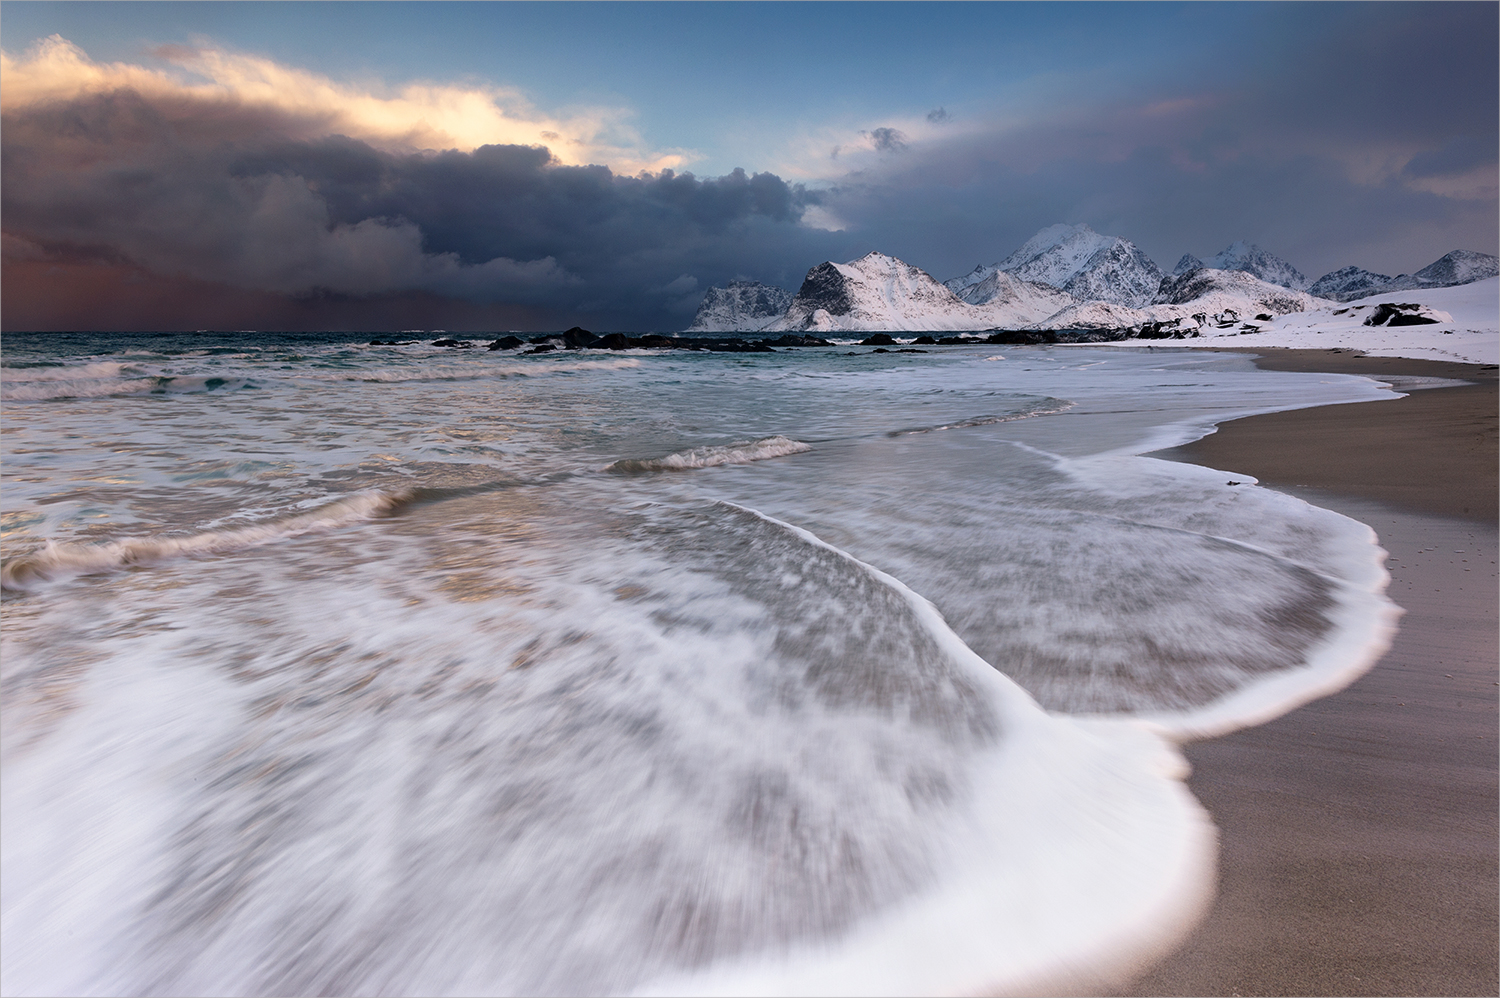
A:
1364 303 1440 326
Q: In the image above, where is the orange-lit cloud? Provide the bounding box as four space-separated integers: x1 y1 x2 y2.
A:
0 34 691 174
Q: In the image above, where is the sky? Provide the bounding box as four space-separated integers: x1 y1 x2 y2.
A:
2 1 1496 332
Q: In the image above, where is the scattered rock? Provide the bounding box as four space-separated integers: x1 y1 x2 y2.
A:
561 327 601 349
486 335 524 351
432 338 470 348
861 333 896 345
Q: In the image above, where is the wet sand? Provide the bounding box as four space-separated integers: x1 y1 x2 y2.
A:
1123 349 1498 997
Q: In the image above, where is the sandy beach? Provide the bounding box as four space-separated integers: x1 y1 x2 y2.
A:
1122 349 1498 997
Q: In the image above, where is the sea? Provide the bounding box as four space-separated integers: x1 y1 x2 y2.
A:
0 330 1401 996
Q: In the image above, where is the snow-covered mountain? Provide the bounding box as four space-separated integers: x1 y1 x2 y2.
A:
1199 241 1308 290
1172 254 1203 275
1306 266 1395 303
1382 250 1499 293
942 263 999 297
1307 250 1499 302
1149 267 1330 322
764 252 995 332
993 223 1164 308
945 268 1078 326
686 281 793 332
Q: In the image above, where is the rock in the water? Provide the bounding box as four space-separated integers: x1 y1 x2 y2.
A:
487 335 524 351
561 327 600 349
861 333 896 345
765 334 832 347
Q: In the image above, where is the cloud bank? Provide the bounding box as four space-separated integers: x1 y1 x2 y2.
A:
3 36 844 330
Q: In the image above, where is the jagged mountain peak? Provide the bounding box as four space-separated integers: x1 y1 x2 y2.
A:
1173 254 1203 275
1413 250 1498 286
1306 266 1394 303
1308 249 1498 303
1201 241 1308 291
991 224 1163 308
686 280 793 332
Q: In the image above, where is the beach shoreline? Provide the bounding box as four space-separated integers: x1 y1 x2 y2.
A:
1121 348 1499 997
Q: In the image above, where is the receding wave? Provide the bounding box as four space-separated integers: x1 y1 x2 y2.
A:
606 435 812 473
886 397 1076 436
1 491 408 590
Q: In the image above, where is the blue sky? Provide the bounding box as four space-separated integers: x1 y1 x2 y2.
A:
2 2 1495 330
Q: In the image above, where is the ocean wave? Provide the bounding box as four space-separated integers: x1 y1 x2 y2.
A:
886 397 1077 436
1 490 407 590
317 357 643 384
0 361 138 382
606 435 812 473
1 373 256 401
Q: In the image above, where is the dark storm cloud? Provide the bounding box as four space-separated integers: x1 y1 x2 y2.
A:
1 87 839 330
925 108 950 125
813 3 1497 284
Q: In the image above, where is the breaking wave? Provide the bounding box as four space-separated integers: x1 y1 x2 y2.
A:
327 358 643 384
1 373 256 401
1 491 407 590
606 435 813 473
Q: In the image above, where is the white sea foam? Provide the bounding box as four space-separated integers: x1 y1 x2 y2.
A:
1 496 1215 997
1 490 405 590
606 435 812 473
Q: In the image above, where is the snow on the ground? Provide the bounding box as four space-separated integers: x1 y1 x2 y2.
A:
1108 277 1499 365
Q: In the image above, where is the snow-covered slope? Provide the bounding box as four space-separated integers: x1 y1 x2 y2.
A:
994 224 1164 308
1138 276 1498 365
1201 242 1308 290
1033 301 1150 330
765 252 994 332
1307 266 1395 303
686 281 793 332
1148 268 1331 322
1172 254 1203 275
